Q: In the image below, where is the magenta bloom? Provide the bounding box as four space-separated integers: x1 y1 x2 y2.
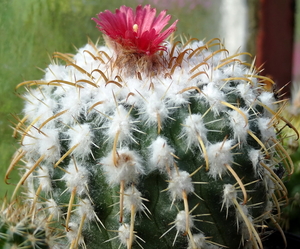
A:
92 5 178 55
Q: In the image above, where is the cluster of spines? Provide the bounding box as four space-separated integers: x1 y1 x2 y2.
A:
6 38 295 249
0 198 59 248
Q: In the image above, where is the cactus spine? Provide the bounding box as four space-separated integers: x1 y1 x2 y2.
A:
5 4 294 249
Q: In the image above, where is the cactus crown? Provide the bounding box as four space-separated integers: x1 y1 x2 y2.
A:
4 4 295 249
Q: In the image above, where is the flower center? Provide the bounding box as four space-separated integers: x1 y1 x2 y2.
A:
133 24 138 33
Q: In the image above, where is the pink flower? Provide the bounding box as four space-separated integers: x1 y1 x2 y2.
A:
92 5 178 55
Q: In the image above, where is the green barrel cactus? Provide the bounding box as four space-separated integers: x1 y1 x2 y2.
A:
5 4 294 249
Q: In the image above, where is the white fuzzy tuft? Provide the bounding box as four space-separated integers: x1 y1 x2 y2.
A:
46 198 61 220
199 82 226 115
100 148 144 185
77 198 96 222
236 83 257 106
206 140 233 179
222 184 236 211
37 167 52 194
67 124 93 159
175 210 194 232
258 91 276 113
123 186 144 213
66 222 84 245
149 136 175 173
257 117 276 142
118 223 134 246
181 114 208 149
227 108 249 143
168 170 194 200
248 149 263 176
37 128 60 163
139 92 169 126
62 162 90 195
107 105 135 144
22 127 60 163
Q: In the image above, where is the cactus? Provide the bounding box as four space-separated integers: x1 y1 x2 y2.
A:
0 198 57 248
5 4 294 249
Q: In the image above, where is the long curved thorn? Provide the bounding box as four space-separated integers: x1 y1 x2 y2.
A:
128 204 136 249
183 37 199 48
177 86 202 95
269 215 287 249
39 110 69 129
221 76 255 86
220 101 248 128
66 187 77 232
54 144 79 168
197 134 209 171
52 51 75 63
260 161 288 200
203 49 228 62
13 115 28 138
49 80 84 89
259 102 299 141
98 50 111 61
270 137 294 175
74 213 86 248
271 193 281 219
182 191 191 234
5 149 25 184
119 180 125 223
233 199 263 249
189 61 209 74
11 154 45 200
105 80 123 88
214 58 242 70
247 130 270 158
220 52 252 63
91 69 108 83
225 164 247 205
169 41 181 59
76 79 98 88
30 184 42 216
15 80 50 90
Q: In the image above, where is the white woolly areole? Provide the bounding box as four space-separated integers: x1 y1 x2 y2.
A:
181 114 208 148
227 108 249 142
206 140 233 179
175 210 194 232
100 148 144 185
200 82 226 115
236 83 257 106
107 105 134 144
22 127 60 162
62 162 89 195
118 223 134 245
258 91 276 113
46 198 61 219
67 124 93 159
66 222 84 245
248 149 262 175
37 167 52 194
168 170 194 200
37 128 60 163
139 92 169 126
123 186 144 213
222 184 237 211
257 117 276 142
149 136 175 173
77 198 95 222
187 233 207 249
